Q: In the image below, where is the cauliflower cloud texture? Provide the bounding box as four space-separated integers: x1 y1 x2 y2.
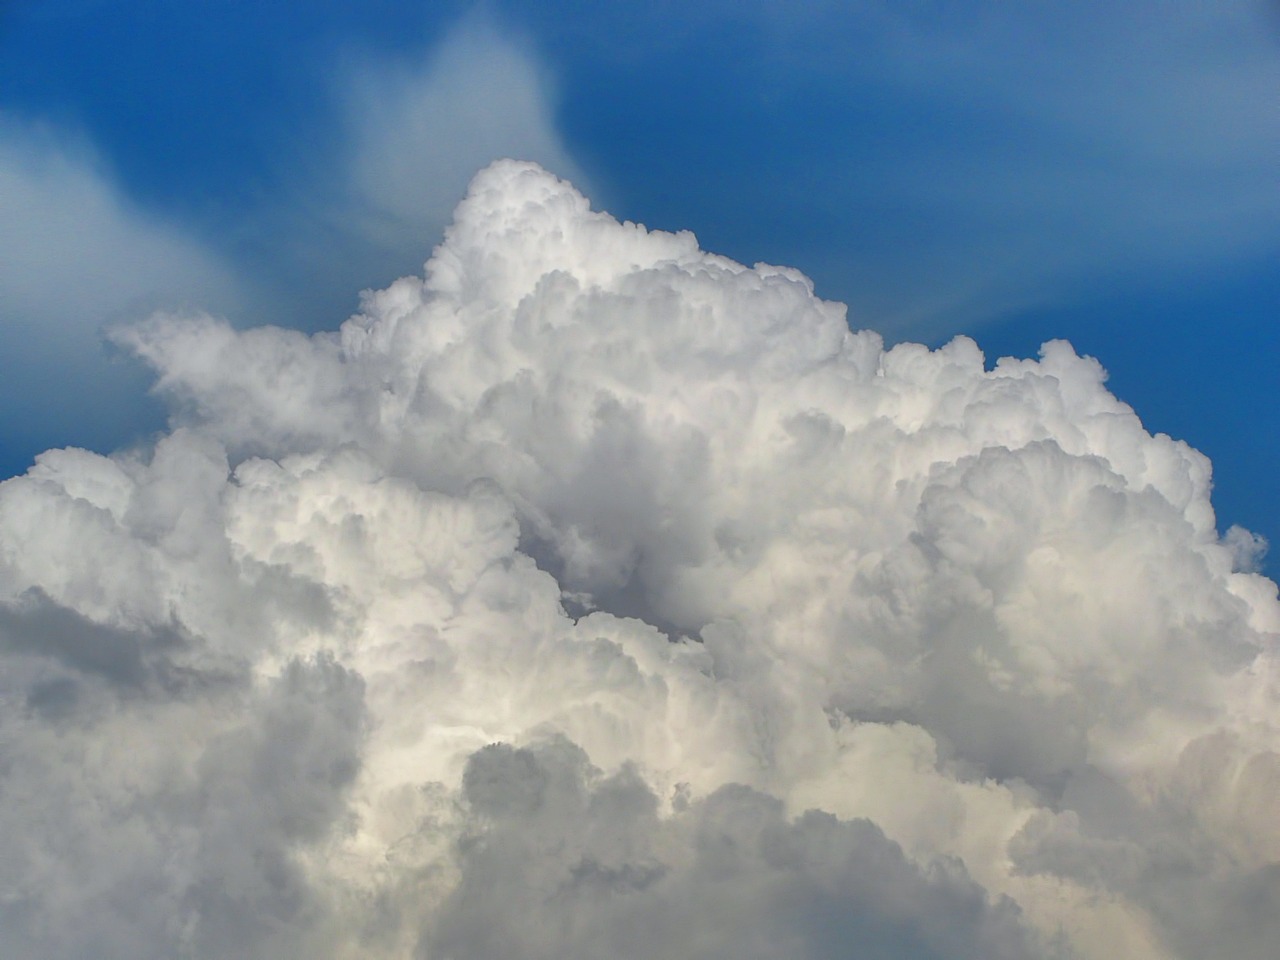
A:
1 162 1277 959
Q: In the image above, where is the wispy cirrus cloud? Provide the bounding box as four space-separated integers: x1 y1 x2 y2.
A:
0 116 243 466
840 0 1280 331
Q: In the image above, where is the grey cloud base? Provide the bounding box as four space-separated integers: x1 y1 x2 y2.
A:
0 161 1276 959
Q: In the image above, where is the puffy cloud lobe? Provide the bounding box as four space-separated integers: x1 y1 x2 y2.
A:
2 161 1278 958
434 738 1035 960
0 647 363 960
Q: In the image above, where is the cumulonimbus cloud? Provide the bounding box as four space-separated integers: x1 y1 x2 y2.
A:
1 161 1277 959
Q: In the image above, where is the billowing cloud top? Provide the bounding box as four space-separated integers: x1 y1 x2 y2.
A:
1 161 1277 960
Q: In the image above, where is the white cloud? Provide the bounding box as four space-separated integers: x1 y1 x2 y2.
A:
0 18 587 464
1 162 1277 958
257 17 590 331
345 18 584 253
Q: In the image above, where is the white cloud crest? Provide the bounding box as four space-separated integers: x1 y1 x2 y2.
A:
1 161 1278 959
238 18 589 335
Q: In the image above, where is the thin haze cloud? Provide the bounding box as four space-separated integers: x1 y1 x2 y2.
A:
247 16 589 335
345 18 585 255
0 116 241 460
0 162 1276 959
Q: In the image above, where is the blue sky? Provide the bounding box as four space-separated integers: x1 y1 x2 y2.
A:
1 0 1276 562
